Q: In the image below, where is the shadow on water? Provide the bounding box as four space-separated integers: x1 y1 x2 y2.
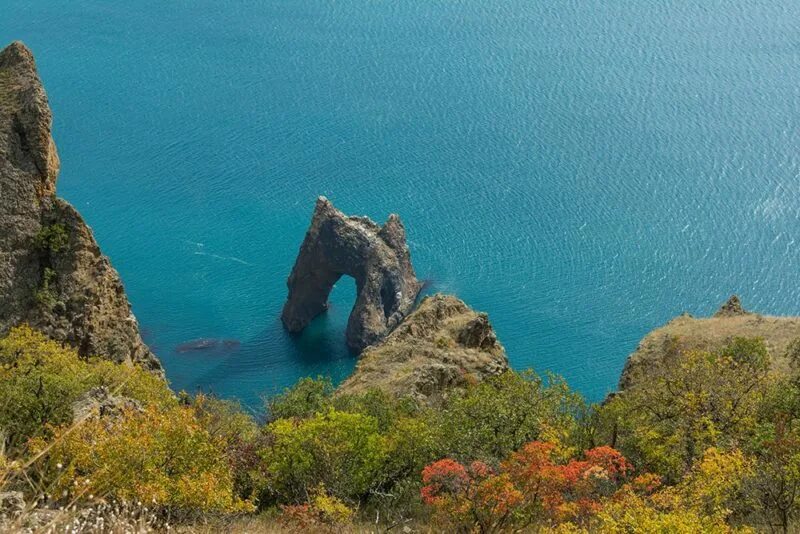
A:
153 277 439 413
182 312 357 414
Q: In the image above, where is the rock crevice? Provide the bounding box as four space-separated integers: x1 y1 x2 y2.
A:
281 197 421 352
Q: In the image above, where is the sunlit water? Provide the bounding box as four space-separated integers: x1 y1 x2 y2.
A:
4 1 800 409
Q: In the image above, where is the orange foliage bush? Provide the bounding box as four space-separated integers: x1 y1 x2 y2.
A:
422 441 640 531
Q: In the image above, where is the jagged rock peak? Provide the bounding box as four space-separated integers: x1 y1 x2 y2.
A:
0 40 59 201
714 294 748 317
337 294 509 404
0 41 161 373
281 196 422 352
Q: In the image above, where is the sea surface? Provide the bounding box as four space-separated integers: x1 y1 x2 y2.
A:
4 1 800 410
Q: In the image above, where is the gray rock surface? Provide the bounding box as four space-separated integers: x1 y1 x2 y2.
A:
337 294 509 404
71 386 143 422
0 491 25 517
281 197 422 352
0 41 160 372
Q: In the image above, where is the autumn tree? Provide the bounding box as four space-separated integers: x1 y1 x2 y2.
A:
601 338 770 481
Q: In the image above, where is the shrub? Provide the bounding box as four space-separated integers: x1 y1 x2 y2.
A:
595 491 732 533
34 267 58 308
31 404 253 513
332 387 418 431
421 442 635 531
191 394 266 501
261 408 387 503
601 339 770 481
279 484 353 532
0 326 173 450
34 223 69 254
435 371 586 462
267 376 333 420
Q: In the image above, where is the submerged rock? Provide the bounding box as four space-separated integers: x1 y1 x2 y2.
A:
175 338 241 353
337 294 509 404
281 197 422 352
0 41 160 372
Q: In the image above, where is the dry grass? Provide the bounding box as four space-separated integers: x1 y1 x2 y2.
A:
622 310 800 389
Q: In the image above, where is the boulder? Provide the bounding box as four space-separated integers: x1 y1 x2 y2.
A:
71 386 143 422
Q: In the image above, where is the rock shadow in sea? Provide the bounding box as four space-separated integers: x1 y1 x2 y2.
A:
169 278 439 412
185 310 358 413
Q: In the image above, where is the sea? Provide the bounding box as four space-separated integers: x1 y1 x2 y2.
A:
4 0 800 410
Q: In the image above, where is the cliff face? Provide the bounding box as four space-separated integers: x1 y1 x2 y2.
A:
0 42 160 371
337 294 509 404
281 197 422 352
619 295 800 390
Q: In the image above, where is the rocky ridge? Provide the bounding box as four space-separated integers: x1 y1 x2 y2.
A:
338 294 509 404
281 197 422 352
619 295 800 390
0 41 160 371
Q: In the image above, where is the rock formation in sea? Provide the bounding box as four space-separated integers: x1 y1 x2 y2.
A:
281 196 422 352
618 295 800 390
0 41 161 372
337 294 509 404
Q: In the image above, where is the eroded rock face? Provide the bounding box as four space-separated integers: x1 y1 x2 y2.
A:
0 41 161 372
619 296 800 390
281 197 422 352
337 294 509 404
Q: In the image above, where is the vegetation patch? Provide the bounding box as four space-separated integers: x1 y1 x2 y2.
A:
1 327 800 531
33 267 57 309
34 223 69 254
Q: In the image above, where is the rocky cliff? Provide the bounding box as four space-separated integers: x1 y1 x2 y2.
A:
337 294 509 404
0 41 160 371
281 197 422 352
619 295 800 390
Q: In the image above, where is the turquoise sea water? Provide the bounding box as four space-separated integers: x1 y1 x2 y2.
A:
4 1 800 409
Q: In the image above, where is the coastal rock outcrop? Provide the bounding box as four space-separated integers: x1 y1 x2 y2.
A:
337 294 509 404
281 197 422 352
619 295 800 390
0 41 160 371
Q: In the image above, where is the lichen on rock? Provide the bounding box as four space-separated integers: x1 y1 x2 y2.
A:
281 197 422 352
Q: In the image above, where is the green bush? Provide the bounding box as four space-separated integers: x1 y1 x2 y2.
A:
32 404 253 513
0 326 174 450
34 223 69 253
433 370 586 462
600 338 771 482
34 267 58 308
260 408 388 503
267 376 333 420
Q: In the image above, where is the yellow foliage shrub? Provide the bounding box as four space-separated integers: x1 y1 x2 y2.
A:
0 326 174 448
31 405 253 513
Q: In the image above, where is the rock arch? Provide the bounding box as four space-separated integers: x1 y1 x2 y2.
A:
281 197 421 352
